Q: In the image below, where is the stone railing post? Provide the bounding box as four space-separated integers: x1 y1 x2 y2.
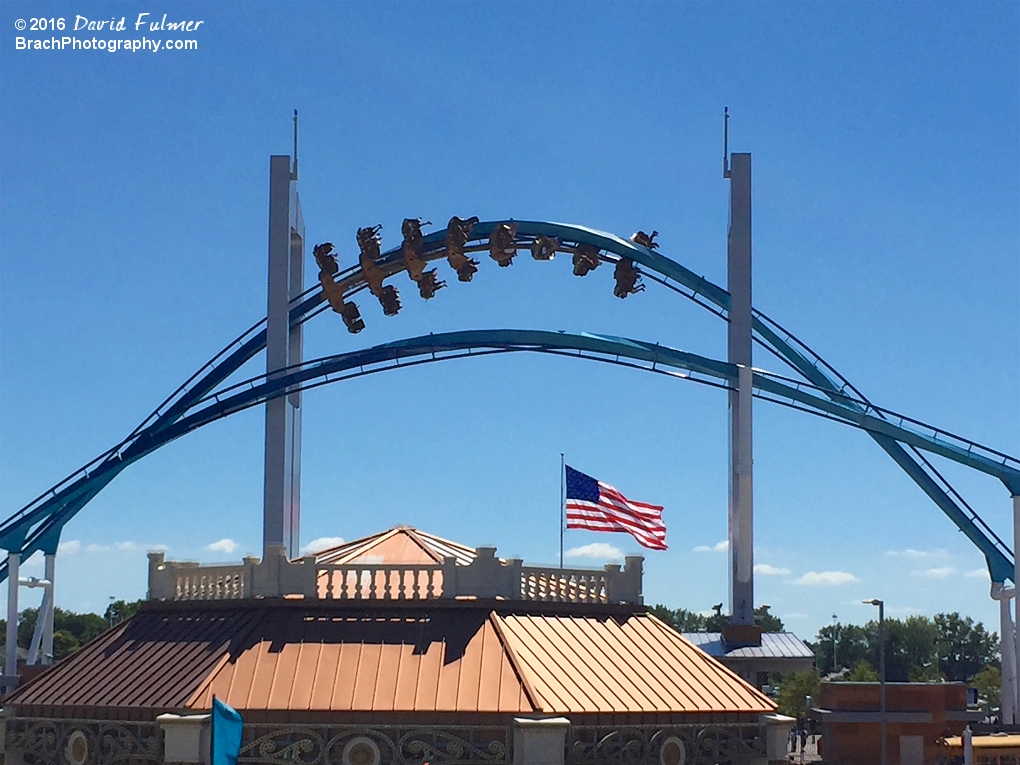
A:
242 556 259 598
603 556 643 604
249 545 317 598
761 714 796 764
148 551 172 600
513 718 570 765
452 548 521 599
157 713 210 765
441 556 458 598
603 563 621 602
508 558 523 599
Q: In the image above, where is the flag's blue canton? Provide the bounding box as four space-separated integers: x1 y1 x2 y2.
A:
565 466 600 503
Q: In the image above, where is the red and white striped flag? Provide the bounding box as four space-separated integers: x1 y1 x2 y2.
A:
564 465 667 550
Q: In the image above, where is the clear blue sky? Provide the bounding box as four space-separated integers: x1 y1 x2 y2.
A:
1 1 1017 639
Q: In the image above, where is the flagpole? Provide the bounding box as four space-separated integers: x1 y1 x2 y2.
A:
559 453 565 569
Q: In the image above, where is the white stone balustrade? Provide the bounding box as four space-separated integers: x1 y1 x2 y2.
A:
148 548 643 604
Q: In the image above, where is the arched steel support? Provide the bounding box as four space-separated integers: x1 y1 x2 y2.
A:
1 329 1015 585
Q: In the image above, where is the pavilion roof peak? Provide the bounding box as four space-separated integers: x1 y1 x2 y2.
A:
307 525 480 567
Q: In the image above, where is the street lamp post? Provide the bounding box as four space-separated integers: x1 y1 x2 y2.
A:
831 613 838 674
864 599 887 765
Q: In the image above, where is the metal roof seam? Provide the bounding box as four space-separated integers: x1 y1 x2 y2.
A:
644 616 774 711
243 627 267 709
549 617 642 712
642 618 753 711
571 616 673 714
627 615 723 711
595 616 689 714
488 613 544 713
565 616 661 712
404 527 447 565
150 612 240 708
304 640 325 711
502 615 601 713
497 615 578 712
531 616 622 713
326 634 345 710
185 651 232 709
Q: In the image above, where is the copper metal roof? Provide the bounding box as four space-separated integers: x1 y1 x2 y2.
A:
188 609 533 714
496 613 776 714
7 601 774 719
5 607 262 713
313 527 478 566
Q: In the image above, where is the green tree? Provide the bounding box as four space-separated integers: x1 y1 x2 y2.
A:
972 665 1001 716
848 659 879 681
17 607 109 652
651 604 784 633
104 599 143 627
815 622 872 674
52 630 79 660
935 612 998 682
776 669 821 717
649 606 707 632
754 605 785 633
884 615 940 682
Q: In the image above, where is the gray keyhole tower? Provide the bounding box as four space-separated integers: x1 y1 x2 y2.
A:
263 120 304 559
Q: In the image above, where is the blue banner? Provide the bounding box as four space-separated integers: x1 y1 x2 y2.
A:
211 697 243 765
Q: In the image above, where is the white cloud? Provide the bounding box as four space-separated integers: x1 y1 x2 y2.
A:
207 538 239 554
80 540 163 554
300 537 345 556
694 540 728 553
793 571 859 586
754 564 791 576
886 548 947 559
58 540 81 554
913 567 956 579
965 568 990 579
19 552 45 569
782 613 811 620
565 543 624 561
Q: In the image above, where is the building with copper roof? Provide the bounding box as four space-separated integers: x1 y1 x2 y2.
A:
2 527 794 765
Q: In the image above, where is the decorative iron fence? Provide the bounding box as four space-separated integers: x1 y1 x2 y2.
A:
566 725 766 765
5 717 164 765
237 724 511 765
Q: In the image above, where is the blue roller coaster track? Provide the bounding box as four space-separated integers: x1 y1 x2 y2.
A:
3 221 1017 583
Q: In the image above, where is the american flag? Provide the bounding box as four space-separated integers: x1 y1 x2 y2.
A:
564 465 667 550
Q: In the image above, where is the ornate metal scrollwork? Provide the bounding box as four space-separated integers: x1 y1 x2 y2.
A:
572 243 601 276
5 717 163 765
613 258 645 299
530 236 559 261
445 216 481 281
237 724 510 765
488 222 519 267
567 725 764 765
